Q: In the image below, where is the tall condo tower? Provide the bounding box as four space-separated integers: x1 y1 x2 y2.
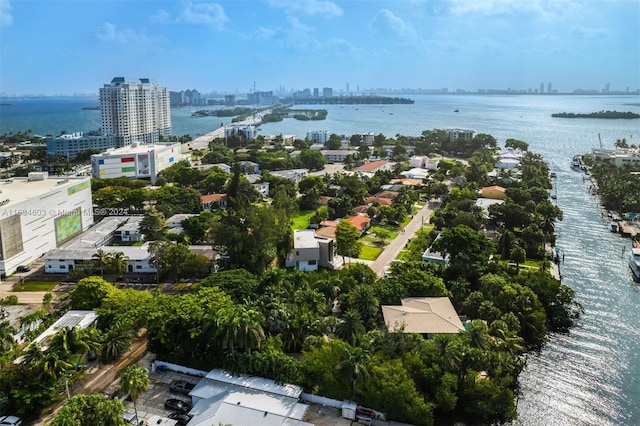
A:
99 77 172 147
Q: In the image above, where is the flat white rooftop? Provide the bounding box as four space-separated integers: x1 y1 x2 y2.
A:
0 176 90 209
96 142 179 156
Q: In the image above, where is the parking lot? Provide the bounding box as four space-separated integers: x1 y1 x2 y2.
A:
110 368 199 421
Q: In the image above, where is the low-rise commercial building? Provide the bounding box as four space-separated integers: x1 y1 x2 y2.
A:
0 174 93 277
91 142 180 183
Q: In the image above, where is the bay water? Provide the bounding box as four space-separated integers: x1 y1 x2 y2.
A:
1 94 639 425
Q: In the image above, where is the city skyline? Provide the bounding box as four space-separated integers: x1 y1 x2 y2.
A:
0 0 639 96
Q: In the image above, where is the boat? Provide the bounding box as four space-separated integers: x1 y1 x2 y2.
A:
454 109 459 112
571 156 581 171
550 172 556 178
610 221 620 233
629 247 640 281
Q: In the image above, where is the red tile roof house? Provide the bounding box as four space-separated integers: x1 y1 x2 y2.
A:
365 196 393 206
201 194 228 211
354 160 390 173
478 185 507 200
346 215 371 236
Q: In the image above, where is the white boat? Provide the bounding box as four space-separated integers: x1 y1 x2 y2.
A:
629 248 640 281
610 221 620 233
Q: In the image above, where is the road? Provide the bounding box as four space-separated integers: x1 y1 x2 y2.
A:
370 199 441 277
183 109 271 151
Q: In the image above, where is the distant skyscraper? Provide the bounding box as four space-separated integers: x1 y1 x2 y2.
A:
540 82 545 94
604 83 610 93
99 77 172 147
346 82 350 95
313 88 319 97
547 82 552 93
322 87 333 97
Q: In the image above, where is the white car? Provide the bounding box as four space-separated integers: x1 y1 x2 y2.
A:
122 413 143 425
0 416 22 426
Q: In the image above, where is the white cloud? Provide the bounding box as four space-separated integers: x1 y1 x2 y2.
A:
571 25 611 39
177 2 228 29
0 0 13 27
448 0 583 21
369 9 416 39
150 2 228 29
267 0 343 17
286 16 315 32
94 22 152 44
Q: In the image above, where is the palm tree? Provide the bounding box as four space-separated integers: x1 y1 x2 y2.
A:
336 346 371 401
92 249 110 276
21 342 45 372
107 251 129 277
120 365 150 423
335 309 365 345
216 307 240 353
462 320 490 350
0 320 15 353
348 285 380 330
432 333 462 373
101 320 134 363
235 308 265 353
41 351 73 380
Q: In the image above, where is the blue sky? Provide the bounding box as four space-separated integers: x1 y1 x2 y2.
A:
0 0 638 96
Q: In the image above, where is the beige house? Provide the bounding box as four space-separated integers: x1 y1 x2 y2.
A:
382 297 464 337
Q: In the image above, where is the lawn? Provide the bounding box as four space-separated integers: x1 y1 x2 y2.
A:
291 210 315 230
13 281 59 291
369 225 399 240
359 245 383 261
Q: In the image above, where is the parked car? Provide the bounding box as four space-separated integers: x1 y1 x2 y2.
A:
167 412 192 426
169 379 196 395
16 265 29 272
122 412 142 425
0 416 22 426
164 398 192 414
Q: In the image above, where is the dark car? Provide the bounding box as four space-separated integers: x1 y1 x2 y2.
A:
169 379 196 395
164 398 192 414
167 413 192 426
16 265 30 272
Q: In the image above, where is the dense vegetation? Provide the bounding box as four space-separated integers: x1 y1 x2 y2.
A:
552 110 640 119
0 131 580 425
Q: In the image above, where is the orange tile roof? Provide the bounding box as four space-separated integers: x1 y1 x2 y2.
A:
376 190 399 199
480 185 506 193
365 196 393 206
354 160 389 173
346 215 370 231
201 193 227 203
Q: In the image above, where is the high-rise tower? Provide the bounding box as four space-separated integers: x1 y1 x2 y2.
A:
99 77 172 147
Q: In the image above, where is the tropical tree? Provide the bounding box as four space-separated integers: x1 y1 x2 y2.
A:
41 351 73 381
120 365 150 423
432 333 463 373
49 393 125 426
335 220 362 264
335 310 365 345
336 346 371 400
92 249 110 276
510 246 526 274
139 206 167 241
0 320 15 354
107 251 129 277
101 320 134 363
347 285 380 330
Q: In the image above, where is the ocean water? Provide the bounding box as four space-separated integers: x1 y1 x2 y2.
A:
1 94 639 425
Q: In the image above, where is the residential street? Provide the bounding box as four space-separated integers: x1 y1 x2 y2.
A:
370 199 441 277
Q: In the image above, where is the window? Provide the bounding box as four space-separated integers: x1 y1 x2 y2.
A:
136 265 142 269
308 260 317 265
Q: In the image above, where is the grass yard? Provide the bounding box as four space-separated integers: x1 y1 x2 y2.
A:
361 237 379 244
359 245 383 261
291 210 315 230
369 225 399 240
13 281 59 291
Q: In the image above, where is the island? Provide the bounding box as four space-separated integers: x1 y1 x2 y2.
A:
286 95 414 105
192 107 253 117
552 110 640 119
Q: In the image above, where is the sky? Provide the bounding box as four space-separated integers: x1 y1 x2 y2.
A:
0 0 638 96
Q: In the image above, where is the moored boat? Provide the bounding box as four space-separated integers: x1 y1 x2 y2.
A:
629 248 640 281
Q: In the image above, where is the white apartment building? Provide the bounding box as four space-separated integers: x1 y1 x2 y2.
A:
46 132 113 159
306 130 329 144
0 173 93 277
90 142 180 183
445 129 475 142
100 77 172 147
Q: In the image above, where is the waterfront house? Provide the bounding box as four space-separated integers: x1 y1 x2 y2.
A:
382 297 464 337
479 185 507 200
